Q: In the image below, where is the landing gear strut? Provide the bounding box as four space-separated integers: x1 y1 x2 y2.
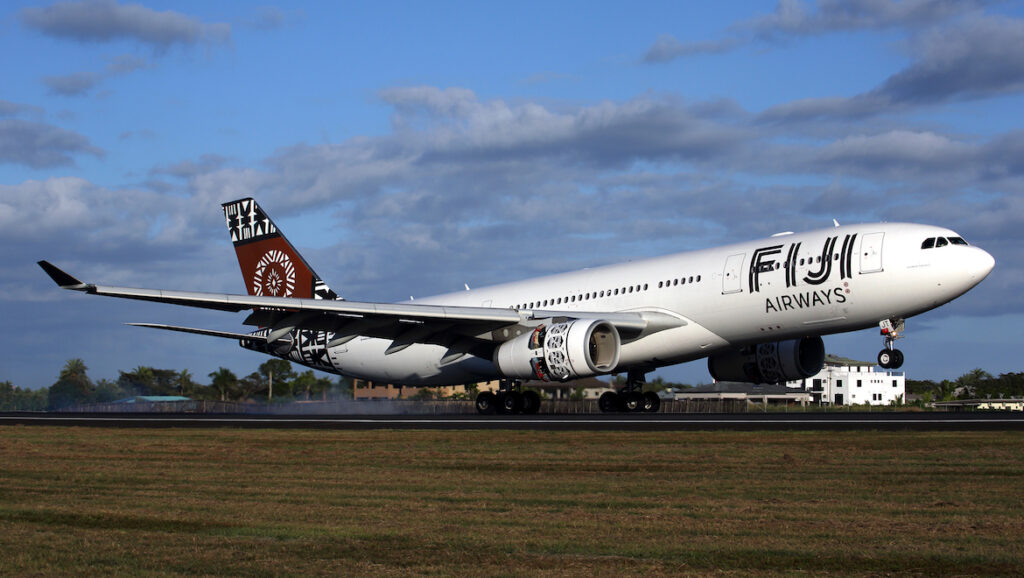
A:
877 318 905 369
476 380 540 415
599 368 661 413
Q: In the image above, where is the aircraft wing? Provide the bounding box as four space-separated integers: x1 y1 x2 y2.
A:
38 262 682 349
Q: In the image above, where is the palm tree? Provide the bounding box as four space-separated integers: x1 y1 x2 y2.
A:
208 368 238 401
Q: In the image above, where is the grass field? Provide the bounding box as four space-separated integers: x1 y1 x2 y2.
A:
0 427 1022 576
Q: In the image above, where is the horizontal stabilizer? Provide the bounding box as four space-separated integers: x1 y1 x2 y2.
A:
126 323 268 342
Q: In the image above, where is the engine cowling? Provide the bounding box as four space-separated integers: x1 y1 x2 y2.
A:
707 336 825 384
494 319 620 381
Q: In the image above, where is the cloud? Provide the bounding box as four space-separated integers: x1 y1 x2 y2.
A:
105 53 148 74
743 0 991 39
21 0 230 50
759 14 1024 121
245 6 300 30
645 0 993 64
150 154 229 179
42 71 103 96
40 53 150 98
0 119 104 168
0 100 44 118
642 35 741 63
871 15 1024 105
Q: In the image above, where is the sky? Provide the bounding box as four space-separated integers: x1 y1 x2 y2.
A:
2 0 1023 389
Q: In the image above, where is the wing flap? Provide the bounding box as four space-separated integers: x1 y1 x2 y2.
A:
126 323 268 342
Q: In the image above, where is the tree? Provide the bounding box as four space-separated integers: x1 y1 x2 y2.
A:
208 368 239 401
48 358 95 410
93 379 127 403
292 370 333 401
0 381 47 411
118 367 182 396
258 359 295 400
177 369 197 398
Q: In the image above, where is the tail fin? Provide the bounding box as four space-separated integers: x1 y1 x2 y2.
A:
222 198 340 300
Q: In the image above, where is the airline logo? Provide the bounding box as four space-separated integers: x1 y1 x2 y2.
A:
253 249 296 297
749 234 858 314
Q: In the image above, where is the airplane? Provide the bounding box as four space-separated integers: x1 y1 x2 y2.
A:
39 198 995 415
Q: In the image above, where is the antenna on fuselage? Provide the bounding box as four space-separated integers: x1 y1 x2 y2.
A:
833 218 841 227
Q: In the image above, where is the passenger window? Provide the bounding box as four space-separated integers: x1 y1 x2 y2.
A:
921 238 935 249
936 237 948 247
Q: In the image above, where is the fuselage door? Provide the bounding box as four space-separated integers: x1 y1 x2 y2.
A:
722 253 745 294
859 232 884 274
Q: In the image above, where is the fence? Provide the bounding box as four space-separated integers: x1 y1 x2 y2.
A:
61 398 752 415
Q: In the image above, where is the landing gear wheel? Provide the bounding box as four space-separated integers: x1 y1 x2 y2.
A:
890 349 904 369
475 392 496 415
642 391 661 413
497 391 522 414
599 391 620 413
878 350 893 369
521 390 541 415
622 391 644 412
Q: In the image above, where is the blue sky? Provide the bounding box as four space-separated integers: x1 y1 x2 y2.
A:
2 0 1023 389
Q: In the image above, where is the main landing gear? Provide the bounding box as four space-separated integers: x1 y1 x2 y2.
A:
475 380 540 415
877 318 905 369
599 368 661 413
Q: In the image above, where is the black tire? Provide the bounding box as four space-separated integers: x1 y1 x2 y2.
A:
599 391 620 413
521 390 541 415
890 349 904 369
642 391 661 413
878 350 892 369
623 391 644 412
497 391 522 415
475 392 496 415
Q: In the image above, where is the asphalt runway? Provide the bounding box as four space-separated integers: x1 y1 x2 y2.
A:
2 411 1023 431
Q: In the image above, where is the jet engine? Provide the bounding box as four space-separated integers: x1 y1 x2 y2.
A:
494 319 620 381
707 336 825 384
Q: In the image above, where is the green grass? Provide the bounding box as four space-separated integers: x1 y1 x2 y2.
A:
0 427 1022 576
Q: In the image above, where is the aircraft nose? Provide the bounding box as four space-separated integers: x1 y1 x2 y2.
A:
970 247 995 281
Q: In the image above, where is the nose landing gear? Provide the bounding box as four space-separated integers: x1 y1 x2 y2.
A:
878 318 905 369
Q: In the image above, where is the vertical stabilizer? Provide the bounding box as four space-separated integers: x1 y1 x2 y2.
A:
222 198 340 300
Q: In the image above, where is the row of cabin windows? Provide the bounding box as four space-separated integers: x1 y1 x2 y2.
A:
658 274 701 288
749 255 844 272
514 274 703 310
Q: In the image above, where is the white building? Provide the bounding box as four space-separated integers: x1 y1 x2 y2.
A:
786 356 905 406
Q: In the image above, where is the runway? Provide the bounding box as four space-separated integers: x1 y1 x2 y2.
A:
2 411 1023 431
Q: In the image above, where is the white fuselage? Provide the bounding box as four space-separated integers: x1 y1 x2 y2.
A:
312 223 994 385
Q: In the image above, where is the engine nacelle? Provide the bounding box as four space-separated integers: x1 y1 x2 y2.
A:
707 336 825 384
494 319 620 381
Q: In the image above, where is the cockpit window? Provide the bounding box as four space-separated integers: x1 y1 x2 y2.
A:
923 236 969 249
